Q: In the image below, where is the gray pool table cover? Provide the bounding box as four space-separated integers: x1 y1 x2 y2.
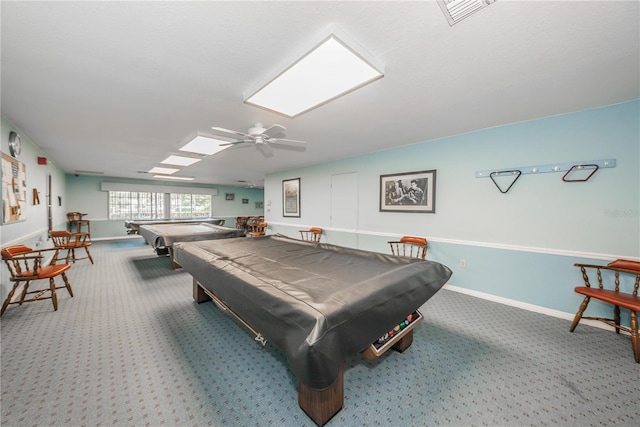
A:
174 234 452 390
138 222 245 249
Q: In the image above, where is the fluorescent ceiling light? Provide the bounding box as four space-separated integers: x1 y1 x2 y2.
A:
149 166 179 175
179 134 230 156
245 34 383 118
161 155 202 167
153 175 194 181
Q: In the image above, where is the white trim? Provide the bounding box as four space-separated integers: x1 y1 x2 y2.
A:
443 284 630 335
100 181 218 195
1 227 49 247
267 222 638 261
91 235 143 242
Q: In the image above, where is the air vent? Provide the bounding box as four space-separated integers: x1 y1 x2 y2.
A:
438 0 495 26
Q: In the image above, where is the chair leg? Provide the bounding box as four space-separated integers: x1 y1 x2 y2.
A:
630 311 639 363
19 281 31 305
1 282 21 316
49 277 58 311
614 305 621 334
61 273 73 297
570 296 590 332
85 246 94 264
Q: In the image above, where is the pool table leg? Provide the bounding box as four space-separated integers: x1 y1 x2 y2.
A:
193 279 211 303
298 367 344 426
392 329 414 353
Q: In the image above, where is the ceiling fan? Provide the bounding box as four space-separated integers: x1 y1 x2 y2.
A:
211 123 306 155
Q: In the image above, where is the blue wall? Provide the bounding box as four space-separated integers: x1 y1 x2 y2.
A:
64 175 264 239
265 101 640 324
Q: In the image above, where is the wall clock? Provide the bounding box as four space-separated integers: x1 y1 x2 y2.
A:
8 131 22 158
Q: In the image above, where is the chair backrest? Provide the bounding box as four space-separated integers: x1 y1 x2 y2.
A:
1 245 33 258
2 245 40 279
50 230 73 246
388 235 427 259
67 211 86 222
249 222 267 236
300 227 323 242
235 216 248 228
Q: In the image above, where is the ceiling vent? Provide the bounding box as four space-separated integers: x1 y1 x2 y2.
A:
438 0 496 26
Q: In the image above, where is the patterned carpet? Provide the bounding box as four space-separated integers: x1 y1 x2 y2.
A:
1 239 638 426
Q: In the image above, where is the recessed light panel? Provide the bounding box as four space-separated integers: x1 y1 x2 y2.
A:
149 166 179 175
179 134 229 156
153 175 194 181
245 34 383 118
161 155 202 167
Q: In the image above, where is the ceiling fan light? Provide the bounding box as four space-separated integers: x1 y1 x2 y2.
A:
245 33 383 118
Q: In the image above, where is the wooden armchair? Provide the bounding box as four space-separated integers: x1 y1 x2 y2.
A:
299 227 322 242
570 259 640 363
235 216 249 230
50 230 94 264
248 222 267 237
1 245 74 315
388 236 428 260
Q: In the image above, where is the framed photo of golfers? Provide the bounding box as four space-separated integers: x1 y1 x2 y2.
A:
380 169 436 213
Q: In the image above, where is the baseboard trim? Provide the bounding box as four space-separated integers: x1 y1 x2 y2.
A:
443 284 629 335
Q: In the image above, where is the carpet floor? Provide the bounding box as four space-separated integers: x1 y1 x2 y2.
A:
1 239 638 426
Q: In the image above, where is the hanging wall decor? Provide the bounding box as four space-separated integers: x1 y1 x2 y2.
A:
380 169 436 213
2 153 27 223
282 178 300 217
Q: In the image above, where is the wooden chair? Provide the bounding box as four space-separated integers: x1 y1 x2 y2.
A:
248 222 267 237
50 230 94 264
235 216 248 230
67 212 91 239
388 236 428 260
1 245 74 315
299 227 322 242
570 259 640 363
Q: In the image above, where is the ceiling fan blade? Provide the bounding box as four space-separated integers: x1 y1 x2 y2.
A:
270 137 306 146
218 139 249 147
256 143 274 157
262 124 286 139
211 126 250 138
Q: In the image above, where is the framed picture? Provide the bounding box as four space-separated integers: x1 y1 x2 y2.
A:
2 153 27 223
380 169 436 213
242 198 249 204
225 193 235 201
255 201 263 209
282 178 300 217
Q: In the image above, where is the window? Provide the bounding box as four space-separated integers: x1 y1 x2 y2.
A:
108 191 164 220
170 193 211 219
108 191 212 220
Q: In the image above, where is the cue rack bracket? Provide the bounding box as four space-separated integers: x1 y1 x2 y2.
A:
476 158 616 194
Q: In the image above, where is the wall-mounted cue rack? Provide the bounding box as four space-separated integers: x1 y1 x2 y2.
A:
475 158 616 194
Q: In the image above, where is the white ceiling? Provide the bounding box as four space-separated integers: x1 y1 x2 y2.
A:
2 1 638 188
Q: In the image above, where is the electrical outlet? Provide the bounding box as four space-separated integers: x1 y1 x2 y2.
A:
459 259 466 268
